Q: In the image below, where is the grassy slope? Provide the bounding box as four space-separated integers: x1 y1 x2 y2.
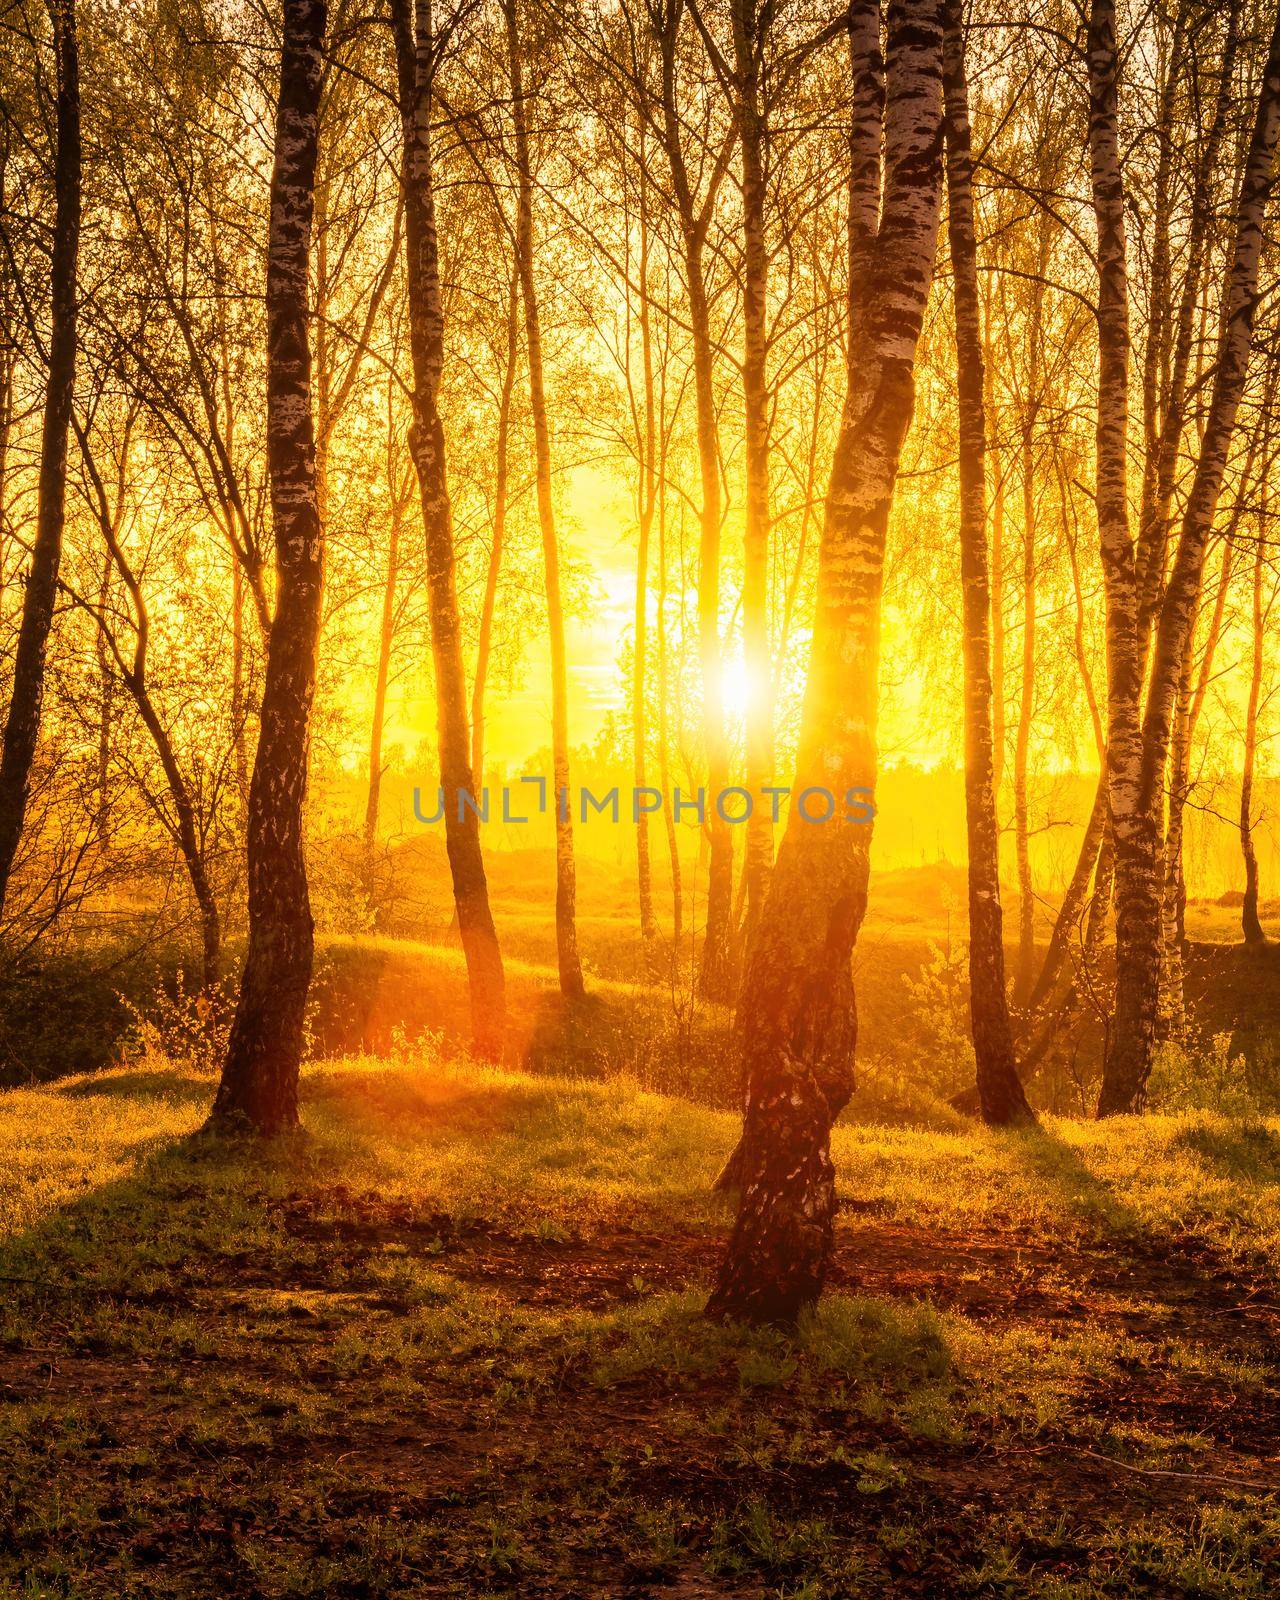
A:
2 1055 1279 1598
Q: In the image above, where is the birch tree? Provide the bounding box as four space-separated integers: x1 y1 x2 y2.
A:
390 0 508 1049
707 0 945 1325
210 0 328 1133
942 0 1033 1126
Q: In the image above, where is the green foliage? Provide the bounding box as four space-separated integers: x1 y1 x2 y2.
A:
1149 1029 1280 1116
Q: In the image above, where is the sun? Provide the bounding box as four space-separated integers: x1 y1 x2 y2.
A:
721 655 755 722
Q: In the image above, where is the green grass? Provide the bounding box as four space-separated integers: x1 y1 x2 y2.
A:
1 1049 1279 1596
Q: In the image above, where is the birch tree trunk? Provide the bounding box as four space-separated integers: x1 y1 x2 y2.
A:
504 0 585 999
0 0 80 911
210 0 328 1133
707 0 944 1326
732 0 775 945
1099 3 1280 1114
391 0 508 1049
1086 0 1148 1117
942 0 1033 1126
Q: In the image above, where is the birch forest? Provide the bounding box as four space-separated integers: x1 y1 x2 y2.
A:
3 0 1280 1593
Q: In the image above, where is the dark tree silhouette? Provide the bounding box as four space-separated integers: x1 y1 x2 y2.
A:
0 0 81 912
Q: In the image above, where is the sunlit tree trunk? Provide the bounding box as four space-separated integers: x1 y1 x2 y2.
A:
231 562 249 802
942 0 1033 1126
1087 0 1148 1117
211 0 328 1133
633 166 657 939
656 441 682 946
1163 533 1234 970
732 0 775 945
1013 397 1036 1003
364 453 403 859
0 0 80 912
471 272 519 790
1098 3 1280 1114
1240 526 1266 945
94 547 113 846
708 0 943 1326
651 0 733 997
504 0 585 999
392 0 507 1049
984 298 1006 798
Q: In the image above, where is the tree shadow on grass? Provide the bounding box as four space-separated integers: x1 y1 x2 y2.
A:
57 1068 216 1107
1003 1122 1146 1239
1003 1121 1276 1315
1170 1120 1280 1186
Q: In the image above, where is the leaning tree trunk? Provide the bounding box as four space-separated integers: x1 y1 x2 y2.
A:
707 0 944 1326
471 272 518 788
1098 2 1280 1114
942 0 1034 1126
0 0 80 911
392 0 508 1049
504 0 585 999
364 460 402 859
210 0 328 1133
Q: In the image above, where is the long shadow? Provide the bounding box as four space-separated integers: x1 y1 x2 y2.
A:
1171 1120 1280 1187
1001 1121 1147 1240
1001 1120 1276 1315
58 1068 216 1106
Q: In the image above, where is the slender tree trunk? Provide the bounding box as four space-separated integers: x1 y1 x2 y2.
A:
504 0 584 998
652 5 733 996
94 546 113 846
230 561 249 802
1087 0 1148 1117
732 0 774 945
985 303 1006 800
364 474 402 857
1098 3 1280 1114
392 0 507 1049
686 233 733 998
1241 527 1266 945
633 172 657 938
133 685 221 990
472 272 519 787
942 0 1033 1126
1011 299 1036 998
1013 404 1036 1002
1158 623 1195 1030
1178 538 1234 957
708 0 943 1326
656 446 682 945
210 0 328 1133
0 0 80 910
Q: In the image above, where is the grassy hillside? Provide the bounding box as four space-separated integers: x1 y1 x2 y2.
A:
2 1053 1278 1597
